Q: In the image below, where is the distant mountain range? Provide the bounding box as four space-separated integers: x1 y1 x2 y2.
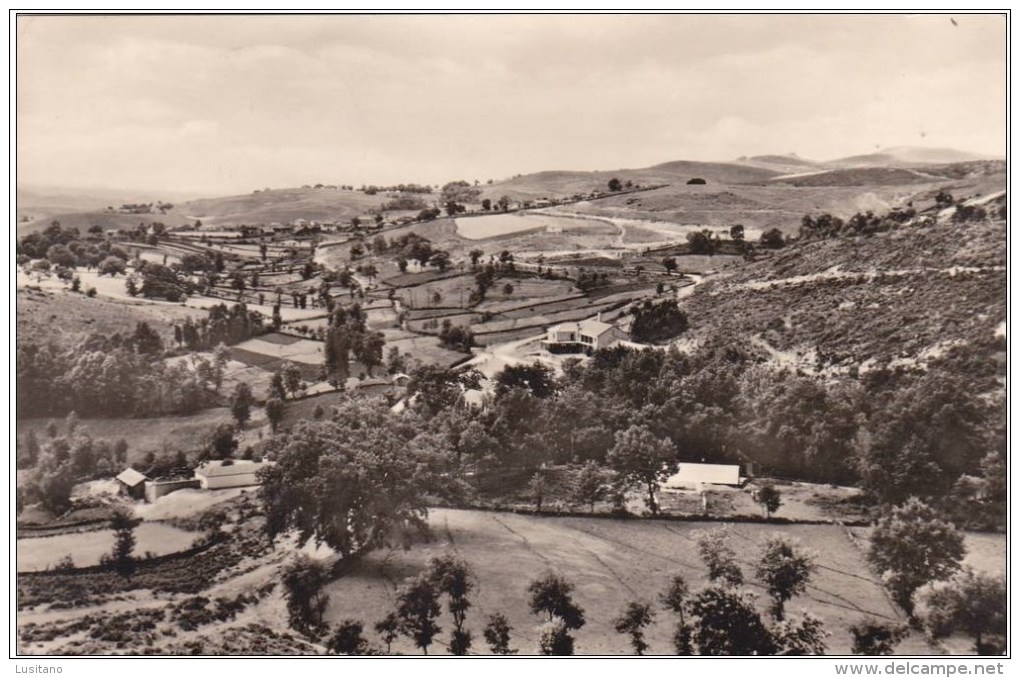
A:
16 146 1004 233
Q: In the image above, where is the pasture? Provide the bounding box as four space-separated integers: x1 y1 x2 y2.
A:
17 522 199 572
320 508 955 656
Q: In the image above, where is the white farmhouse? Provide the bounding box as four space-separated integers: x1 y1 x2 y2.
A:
541 316 628 355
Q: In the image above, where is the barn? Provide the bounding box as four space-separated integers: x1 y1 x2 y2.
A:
194 459 273 490
664 463 742 489
115 468 149 500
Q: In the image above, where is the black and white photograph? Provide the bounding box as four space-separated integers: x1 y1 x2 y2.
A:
11 11 1009 661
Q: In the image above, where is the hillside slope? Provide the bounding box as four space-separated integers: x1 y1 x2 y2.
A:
680 217 1006 376
480 160 780 202
175 187 389 226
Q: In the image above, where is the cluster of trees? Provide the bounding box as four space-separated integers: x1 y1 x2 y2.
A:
438 319 475 353
440 180 482 205
394 339 1000 512
360 182 433 195
130 262 194 301
380 194 428 211
18 414 130 514
17 325 222 419
629 299 690 344
322 303 386 386
173 303 266 350
17 223 133 269
798 198 999 245
575 269 611 292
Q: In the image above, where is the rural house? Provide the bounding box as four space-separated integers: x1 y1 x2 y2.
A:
542 316 628 354
115 468 150 500
194 459 274 490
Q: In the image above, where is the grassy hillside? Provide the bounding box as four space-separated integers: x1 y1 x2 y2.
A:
17 210 194 237
17 287 204 346
829 146 999 168
480 160 781 202
176 187 390 226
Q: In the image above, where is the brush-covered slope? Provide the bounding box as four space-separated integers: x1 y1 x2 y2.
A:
680 215 1006 376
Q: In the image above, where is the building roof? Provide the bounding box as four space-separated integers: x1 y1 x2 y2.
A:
577 319 616 337
548 319 616 337
195 459 273 478
665 463 741 487
116 468 149 487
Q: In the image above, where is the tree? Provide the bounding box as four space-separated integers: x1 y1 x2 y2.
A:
396 574 442 655
606 425 677 515
428 251 451 272
260 416 449 560
327 619 371 655
494 362 557 399
661 574 694 654
109 510 140 579
206 422 238 460
760 228 786 249
132 321 163 355
528 472 547 511
756 483 782 519
730 224 745 241
687 585 776 655
696 527 744 587
771 613 829 655
868 498 965 618
265 398 285 433
614 601 655 655
572 461 604 512
483 613 516 655
282 361 303 397
281 554 331 638
849 620 908 655
98 255 127 276
923 569 1006 655
686 229 716 255
230 382 255 428
527 572 585 630
608 177 622 192
629 299 689 343
662 256 678 274
756 536 817 620
538 619 574 655
427 553 475 655
269 372 287 401
503 282 514 296
374 612 400 654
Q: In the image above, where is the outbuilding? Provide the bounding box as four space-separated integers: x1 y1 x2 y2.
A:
115 468 150 500
665 463 743 489
194 459 273 490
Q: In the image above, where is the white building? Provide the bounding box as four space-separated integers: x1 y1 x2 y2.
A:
665 463 743 489
194 459 274 490
541 316 628 354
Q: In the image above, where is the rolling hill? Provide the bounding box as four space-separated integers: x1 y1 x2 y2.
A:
17 210 195 236
828 146 1000 168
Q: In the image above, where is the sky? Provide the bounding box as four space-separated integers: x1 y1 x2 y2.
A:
16 12 1007 196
